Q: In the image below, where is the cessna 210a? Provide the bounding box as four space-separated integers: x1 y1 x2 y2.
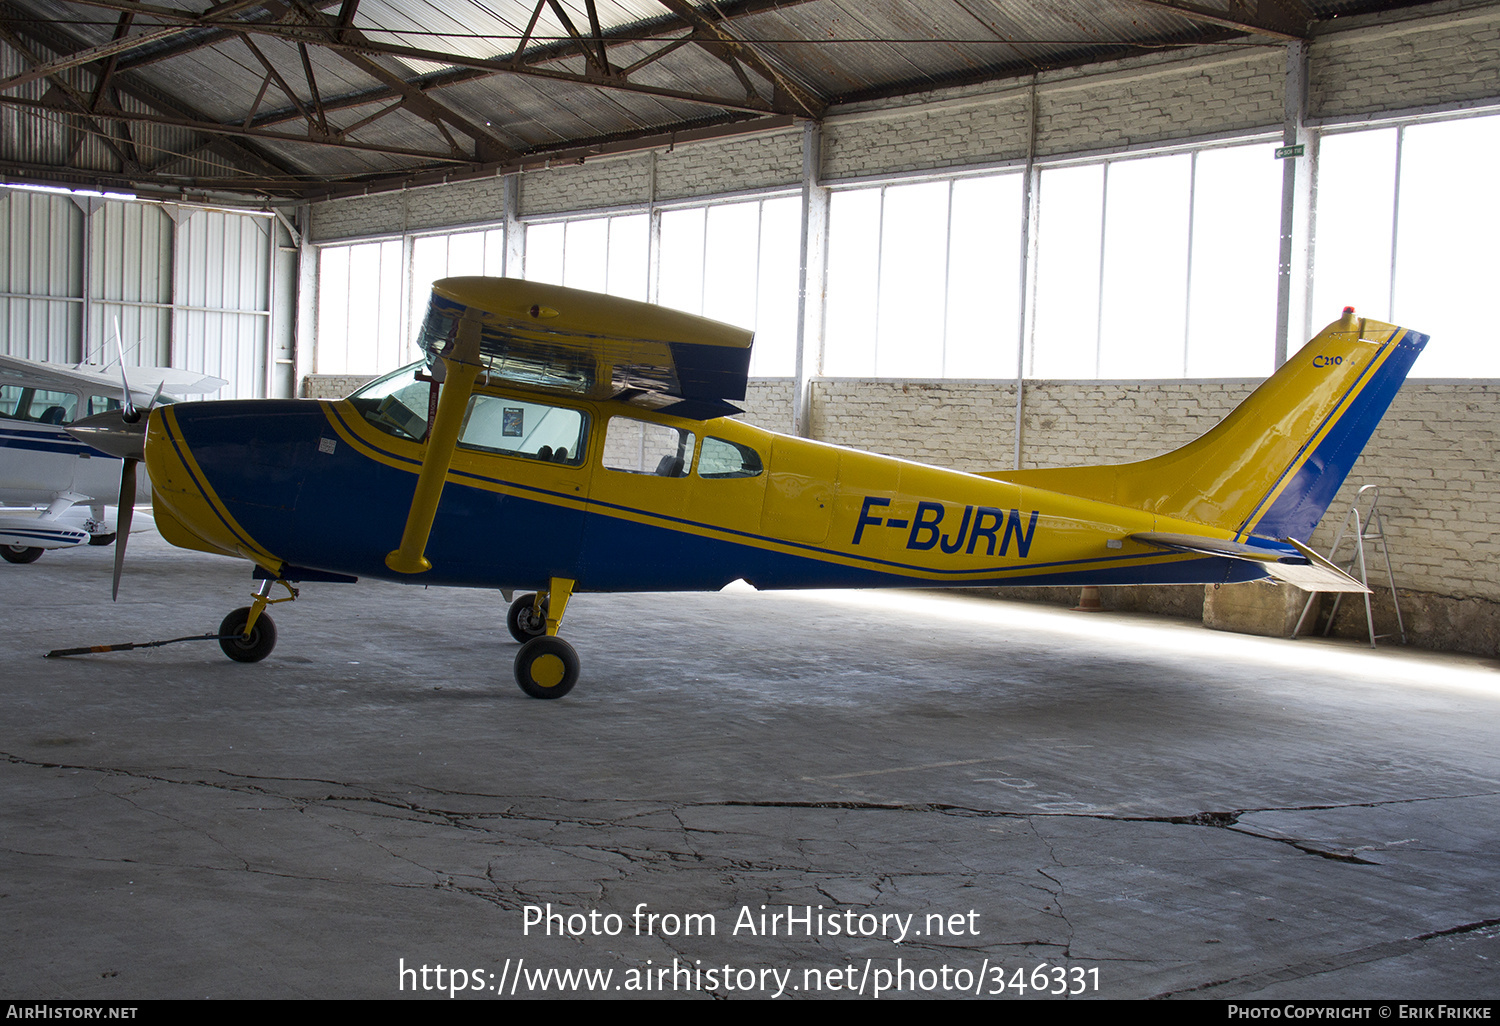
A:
0 352 223 565
66 277 1428 699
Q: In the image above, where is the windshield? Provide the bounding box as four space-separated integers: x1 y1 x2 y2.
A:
345 362 430 441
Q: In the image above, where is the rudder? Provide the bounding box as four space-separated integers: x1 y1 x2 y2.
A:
991 310 1428 543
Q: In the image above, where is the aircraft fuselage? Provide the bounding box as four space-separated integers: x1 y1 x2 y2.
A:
144 383 1257 595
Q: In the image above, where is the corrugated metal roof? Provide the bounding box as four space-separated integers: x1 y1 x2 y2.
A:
0 0 1458 201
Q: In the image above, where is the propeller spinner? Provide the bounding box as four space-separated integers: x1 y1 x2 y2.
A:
65 379 162 600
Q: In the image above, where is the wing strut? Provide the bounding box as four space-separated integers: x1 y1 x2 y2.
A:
385 309 484 574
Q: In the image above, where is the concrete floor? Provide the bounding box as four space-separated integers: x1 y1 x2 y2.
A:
4 527 1500 1001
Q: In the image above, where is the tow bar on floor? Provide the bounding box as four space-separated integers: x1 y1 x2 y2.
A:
45 633 233 658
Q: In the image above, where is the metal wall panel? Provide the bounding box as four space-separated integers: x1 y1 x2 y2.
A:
0 188 83 363
173 209 272 399
87 199 174 367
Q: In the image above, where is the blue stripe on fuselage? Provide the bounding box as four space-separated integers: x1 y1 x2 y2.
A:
167 401 1268 592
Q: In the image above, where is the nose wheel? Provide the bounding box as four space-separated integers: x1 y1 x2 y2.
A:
218 576 295 663
218 606 277 662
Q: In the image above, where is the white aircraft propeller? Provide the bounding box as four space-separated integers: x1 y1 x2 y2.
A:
64 333 164 599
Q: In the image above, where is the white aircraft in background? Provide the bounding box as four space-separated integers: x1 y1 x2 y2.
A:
0 353 225 564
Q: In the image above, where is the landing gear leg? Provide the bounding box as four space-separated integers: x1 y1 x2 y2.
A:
513 577 579 699
219 576 296 663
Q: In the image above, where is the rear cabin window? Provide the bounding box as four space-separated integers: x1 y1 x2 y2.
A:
459 395 588 466
697 436 763 479
602 416 696 477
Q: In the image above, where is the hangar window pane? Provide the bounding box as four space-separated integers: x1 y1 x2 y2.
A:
1099 153 1191 378
1391 117 1500 377
1310 129 1397 338
946 175 1023 378
1031 142 1281 379
659 198 801 377
524 222 564 285
1186 143 1280 377
317 239 404 374
412 228 506 296
1312 113 1500 377
524 215 649 301
824 189 882 377
1030 164 1104 378
827 172 1026 379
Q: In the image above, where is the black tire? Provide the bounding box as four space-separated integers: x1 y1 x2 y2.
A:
514 635 579 699
218 607 277 663
1 545 43 564
88 533 117 547
506 593 548 643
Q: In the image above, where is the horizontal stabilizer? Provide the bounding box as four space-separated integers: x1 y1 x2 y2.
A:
1131 531 1297 563
1259 560 1370 593
1131 532 1369 593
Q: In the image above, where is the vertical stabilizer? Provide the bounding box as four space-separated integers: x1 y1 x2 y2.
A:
992 311 1429 541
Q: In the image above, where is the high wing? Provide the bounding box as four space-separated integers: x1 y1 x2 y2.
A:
417 277 754 420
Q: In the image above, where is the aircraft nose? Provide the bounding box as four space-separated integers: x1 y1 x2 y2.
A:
66 410 147 461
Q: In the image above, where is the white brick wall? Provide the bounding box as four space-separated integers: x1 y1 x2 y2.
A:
654 129 802 201
302 374 375 399
1311 1 1500 120
519 154 655 217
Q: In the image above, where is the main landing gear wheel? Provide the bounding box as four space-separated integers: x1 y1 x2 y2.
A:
1 544 43 564
218 606 277 663
514 635 579 699
507 593 548 643
88 533 117 546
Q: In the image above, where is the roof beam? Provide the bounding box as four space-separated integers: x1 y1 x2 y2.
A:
1118 0 1309 41
655 0 824 117
0 91 475 163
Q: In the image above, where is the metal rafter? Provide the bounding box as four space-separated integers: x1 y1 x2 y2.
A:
0 20 141 171
280 0 519 161
23 0 825 117
656 0 823 117
1119 0 1309 41
0 0 1353 201
0 1 318 183
0 90 474 162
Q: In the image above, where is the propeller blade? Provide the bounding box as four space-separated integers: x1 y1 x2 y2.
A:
115 317 137 421
112 458 136 602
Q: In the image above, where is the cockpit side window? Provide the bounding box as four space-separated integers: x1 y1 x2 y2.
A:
458 395 588 466
697 436 763 479
0 385 79 425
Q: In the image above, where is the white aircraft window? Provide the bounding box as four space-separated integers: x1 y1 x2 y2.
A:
602 416 696 478
459 395 587 466
697 437 763 479
0 386 79 425
346 362 431 442
88 395 123 416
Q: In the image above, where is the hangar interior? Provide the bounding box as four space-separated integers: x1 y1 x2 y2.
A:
4 0 1500 1002
3 0 1497 655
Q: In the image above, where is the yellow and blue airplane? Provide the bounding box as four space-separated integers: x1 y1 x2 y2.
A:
67 277 1428 698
